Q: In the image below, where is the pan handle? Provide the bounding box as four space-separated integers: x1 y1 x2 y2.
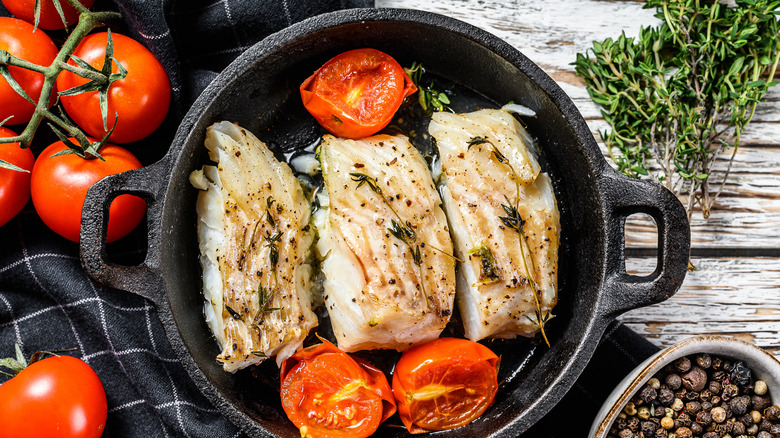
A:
597 170 690 319
79 159 170 306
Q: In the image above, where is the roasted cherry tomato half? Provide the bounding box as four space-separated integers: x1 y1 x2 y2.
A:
0 126 34 227
30 139 146 242
300 48 416 139
0 355 107 438
280 339 396 438
1 0 96 30
0 16 58 124
56 31 171 144
392 337 500 434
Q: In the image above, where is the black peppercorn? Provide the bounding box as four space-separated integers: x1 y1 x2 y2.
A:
627 416 640 432
654 428 668 438
675 357 692 373
676 412 693 428
732 421 747 435
731 395 752 415
683 367 708 391
642 420 658 436
696 410 713 426
758 431 773 438
658 387 675 405
769 424 780 435
761 419 774 431
703 432 719 438
686 401 702 415
712 370 727 382
766 405 780 422
753 394 772 412
696 353 712 369
709 380 722 395
701 401 713 411
690 421 703 435
722 383 739 401
639 385 658 404
616 414 628 430
666 374 683 390
618 429 633 438
675 426 693 438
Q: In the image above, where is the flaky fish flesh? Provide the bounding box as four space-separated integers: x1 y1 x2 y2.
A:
429 108 560 342
190 121 317 372
314 134 456 352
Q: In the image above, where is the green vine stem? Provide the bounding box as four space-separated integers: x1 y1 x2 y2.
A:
0 0 122 154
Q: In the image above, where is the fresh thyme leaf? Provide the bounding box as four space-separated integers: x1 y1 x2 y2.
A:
265 196 276 228
411 245 423 266
264 231 282 267
251 351 268 358
499 203 525 233
388 219 416 245
404 62 453 115
573 0 780 219
257 284 279 314
350 172 382 195
491 147 508 164
467 136 490 149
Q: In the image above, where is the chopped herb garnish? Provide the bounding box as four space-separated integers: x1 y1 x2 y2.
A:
468 243 500 283
404 62 453 115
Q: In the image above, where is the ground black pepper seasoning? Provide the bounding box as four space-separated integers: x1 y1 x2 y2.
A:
606 353 780 438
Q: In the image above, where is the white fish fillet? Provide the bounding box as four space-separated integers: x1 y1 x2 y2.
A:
314 134 456 352
429 109 560 341
190 121 317 372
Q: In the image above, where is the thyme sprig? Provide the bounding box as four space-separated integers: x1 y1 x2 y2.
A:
404 62 453 115
472 136 552 346
573 0 780 219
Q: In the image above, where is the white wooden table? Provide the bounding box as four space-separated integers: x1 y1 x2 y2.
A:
378 0 780 357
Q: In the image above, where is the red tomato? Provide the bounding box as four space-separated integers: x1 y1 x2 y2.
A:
56 32 171 144
1 0 96 30
0 17 58 124
0 355 107 438
300 48 416 139
0 127 33 227
30 139 146 242
280 339 397 438
392 337 500 434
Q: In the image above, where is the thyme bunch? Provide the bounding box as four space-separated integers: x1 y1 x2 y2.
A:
573 0 780 219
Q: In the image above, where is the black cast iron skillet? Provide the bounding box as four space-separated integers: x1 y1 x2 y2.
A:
79 8 690 437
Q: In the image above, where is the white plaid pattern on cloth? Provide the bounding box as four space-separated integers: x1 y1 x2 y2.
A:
0 1 370 436
0 0 659 436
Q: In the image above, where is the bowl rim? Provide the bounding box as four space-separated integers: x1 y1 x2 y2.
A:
590 335 780 438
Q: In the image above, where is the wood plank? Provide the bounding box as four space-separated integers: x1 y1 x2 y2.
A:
619 257 780 358
378 0 780 251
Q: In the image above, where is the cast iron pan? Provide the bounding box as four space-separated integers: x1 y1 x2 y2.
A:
79 8 690 437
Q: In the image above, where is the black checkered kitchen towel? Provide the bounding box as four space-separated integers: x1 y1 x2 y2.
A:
0 1 658 436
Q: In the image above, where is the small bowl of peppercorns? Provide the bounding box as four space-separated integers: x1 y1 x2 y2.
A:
590 335 780 438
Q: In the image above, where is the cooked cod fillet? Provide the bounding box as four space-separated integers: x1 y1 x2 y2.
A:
190 121 317 372
429 109 560 342
314 134 456 352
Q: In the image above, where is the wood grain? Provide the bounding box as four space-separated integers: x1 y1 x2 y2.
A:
620 257 780 357
380 0 780 359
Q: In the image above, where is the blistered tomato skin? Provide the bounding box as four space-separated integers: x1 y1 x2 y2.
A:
392 337 500 434
300 48 417 139
0 355 107 438
280 339 396 438
30 140 146 242
0 17 59 124
56 31 171 144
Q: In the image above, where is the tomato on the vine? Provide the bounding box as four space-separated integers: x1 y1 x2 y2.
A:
1 0 96 30
0 127 34 227
0 16 58 124
56 31 171 144
30 140 146 242
392 337 500 434
280 339 396 438
0 354 107 438
300 48 416 139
